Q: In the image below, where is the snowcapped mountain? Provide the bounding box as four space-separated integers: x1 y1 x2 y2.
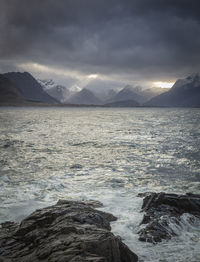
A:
172 73 200 90
103 84 170 106
38 79 70 103
38 79 58 90
86 88 118 102
145 73 200 107
66 88 102 105
68 84 82 93
106 85 143 104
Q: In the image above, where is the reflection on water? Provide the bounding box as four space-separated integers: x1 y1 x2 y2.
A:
0 107 200 261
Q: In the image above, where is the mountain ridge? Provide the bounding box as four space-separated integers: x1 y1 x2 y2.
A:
4 72 58 103
145 73 200 107
38 79 70 103
66 88 102 105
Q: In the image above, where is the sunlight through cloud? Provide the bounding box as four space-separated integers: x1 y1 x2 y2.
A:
153 81 174 88
87 74 98 79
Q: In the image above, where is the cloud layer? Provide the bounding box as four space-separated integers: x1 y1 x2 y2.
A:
0 0 200 87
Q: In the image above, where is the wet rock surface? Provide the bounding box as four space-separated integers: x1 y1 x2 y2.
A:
0 200 138 262
138 192 200 243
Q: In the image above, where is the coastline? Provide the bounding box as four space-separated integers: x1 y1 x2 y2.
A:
0 192 199 261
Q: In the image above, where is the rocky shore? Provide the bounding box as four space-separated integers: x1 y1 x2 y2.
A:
0 192 200 261
138 192 200 243
0 199 138 262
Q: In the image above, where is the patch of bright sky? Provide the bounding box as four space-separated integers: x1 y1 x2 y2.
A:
153 81 174 88
18 62 83 79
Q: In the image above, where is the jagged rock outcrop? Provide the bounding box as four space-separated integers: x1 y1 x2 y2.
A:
138 192 200 243
0 200 138 262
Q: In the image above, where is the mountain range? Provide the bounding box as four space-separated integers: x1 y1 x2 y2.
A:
66 88 102 105
146 73 200 107
0 71 199 107
38 79 70 103
106 85 142 104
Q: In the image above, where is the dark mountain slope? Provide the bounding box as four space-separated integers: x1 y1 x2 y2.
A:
145 73 200 107
0 74 26 104
4 72 58 103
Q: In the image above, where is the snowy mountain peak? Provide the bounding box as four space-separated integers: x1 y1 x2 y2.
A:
69 84 82 93
66 88 102 105
146 73 200 107
123 85 142 93
123 85 134 91
173 73 200 89
38 79 70 103
38 79 65 90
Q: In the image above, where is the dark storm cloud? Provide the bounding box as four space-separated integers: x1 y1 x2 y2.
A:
0 0 200 82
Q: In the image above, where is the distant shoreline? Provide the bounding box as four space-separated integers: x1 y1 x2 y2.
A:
1 103 200 108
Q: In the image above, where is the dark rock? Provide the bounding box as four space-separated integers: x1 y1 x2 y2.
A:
70 164 83 169
138 192 200 243
0 200 138 262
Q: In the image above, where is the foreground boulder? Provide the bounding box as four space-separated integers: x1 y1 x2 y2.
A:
138 192 200 243
0 200 138 262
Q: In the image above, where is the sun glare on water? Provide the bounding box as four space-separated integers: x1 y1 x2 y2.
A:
154 81 174 88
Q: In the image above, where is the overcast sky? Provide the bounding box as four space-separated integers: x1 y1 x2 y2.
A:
0 0 200 90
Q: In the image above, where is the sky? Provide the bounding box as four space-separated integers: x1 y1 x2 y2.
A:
0 0 200 91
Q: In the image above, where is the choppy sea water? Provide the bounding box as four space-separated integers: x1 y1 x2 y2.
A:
0 107 200 262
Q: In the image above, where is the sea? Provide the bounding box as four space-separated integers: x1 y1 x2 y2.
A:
0 107 200 262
